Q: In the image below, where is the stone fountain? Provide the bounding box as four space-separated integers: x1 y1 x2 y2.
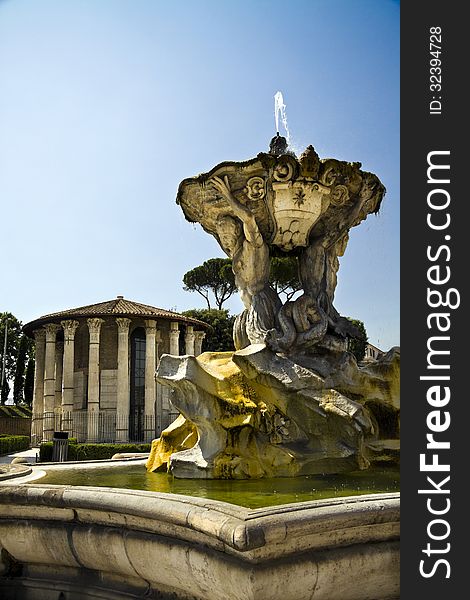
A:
147 135 400 479
0 133 400 600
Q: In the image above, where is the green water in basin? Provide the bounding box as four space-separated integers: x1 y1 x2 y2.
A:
38 465 399 508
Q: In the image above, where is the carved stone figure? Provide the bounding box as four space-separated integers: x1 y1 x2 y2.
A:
147 137 398 479
176 136 385 355
210 175 281 349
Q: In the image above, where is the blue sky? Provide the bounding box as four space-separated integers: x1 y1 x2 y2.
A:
0 0 399 350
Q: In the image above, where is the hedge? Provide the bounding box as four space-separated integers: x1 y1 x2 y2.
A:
0 435 30 455
39 441 151 462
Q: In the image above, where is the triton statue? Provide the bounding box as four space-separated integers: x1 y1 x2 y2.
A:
176 136 384 355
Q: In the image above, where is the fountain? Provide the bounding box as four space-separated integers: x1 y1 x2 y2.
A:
146 123 399 480
0 101 399 599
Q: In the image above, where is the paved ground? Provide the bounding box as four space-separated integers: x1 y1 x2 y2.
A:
0 447 39 464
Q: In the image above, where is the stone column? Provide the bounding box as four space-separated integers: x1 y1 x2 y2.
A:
43 324 60 441
169 322 180 356
61 320 79 433
194 331 206 356
54 342 64 410
115 317 131 442
185 325 195 355
144 319 157 441
156 328 162 361
166 322 181 430
155 328 163 435
87 318 104 442
32 329 46 442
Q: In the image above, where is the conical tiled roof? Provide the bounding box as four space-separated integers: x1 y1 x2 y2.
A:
23 296 209 335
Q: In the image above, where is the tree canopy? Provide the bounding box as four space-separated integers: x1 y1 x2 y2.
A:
269 256 302 301
182 309 235 353
346 318 368 362
183 258 236 310
183 255 302 307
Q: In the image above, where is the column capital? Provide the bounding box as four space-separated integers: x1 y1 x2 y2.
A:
116 317 132 332
169 325 180 356
185 325 195 355
87 317 105 331
43 323 61 341
145 319 157 333
33 328 46 343
185 327 195 342
61 319 79 338
194 330 206 356
87 318 105 344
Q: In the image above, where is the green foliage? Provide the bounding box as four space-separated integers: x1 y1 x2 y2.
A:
346 318 368 361
0 313 23 377
183 256 303 308
39 441 151 462
1 379 9 405
13 335 29 404
37 442 53 462
23 358 35 408
1 312 34 405
182 309 235 352
269 256 302 301
0 435 30 455
183 258 236 309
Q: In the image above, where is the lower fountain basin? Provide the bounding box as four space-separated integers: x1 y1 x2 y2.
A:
0 469 399 600
36 463 399 508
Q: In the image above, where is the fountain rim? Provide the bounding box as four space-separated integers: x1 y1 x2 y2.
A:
0 460 400 520
0 481 399 554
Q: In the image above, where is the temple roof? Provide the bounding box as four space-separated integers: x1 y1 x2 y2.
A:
23 296 209 335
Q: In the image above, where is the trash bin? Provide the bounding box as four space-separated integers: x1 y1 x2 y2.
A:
52 431 69 462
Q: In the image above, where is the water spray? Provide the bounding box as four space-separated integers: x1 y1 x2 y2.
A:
274 91 291 145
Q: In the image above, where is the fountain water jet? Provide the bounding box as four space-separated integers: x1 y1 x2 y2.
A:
274 91 291 145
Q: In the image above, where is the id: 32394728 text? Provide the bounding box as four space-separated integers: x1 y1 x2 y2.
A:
429 26 442 116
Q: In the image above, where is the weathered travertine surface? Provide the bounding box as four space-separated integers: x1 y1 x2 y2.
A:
147 134 399 478
148 344 399 478
149 139 398 479
0 484 399 600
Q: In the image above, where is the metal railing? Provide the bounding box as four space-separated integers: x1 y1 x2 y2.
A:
31 411 178 444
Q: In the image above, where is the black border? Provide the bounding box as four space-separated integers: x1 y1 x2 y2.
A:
401 2 466 597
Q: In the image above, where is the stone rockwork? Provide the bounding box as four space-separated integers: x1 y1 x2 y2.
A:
147 344 399 478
